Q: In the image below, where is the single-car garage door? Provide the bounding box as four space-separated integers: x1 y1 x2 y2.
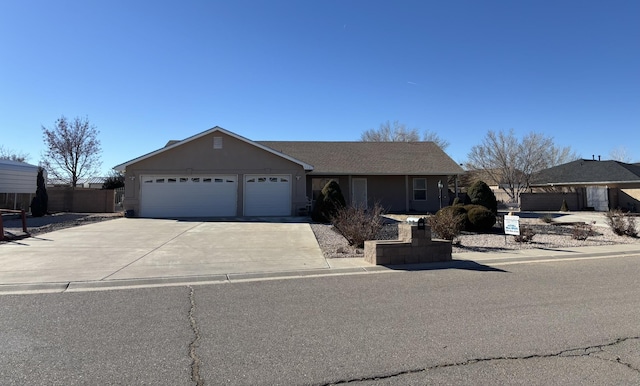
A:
244 175 291 216
140 175 237 217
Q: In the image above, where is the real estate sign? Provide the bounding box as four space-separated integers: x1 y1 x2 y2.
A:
504 215 520 236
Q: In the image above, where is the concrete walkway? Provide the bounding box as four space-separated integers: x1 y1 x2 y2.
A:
1 213 640 294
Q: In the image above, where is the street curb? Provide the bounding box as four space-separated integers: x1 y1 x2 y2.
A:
2 249 640 295
0 282 70 294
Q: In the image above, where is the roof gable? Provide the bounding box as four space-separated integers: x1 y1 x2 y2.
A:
258 141 464 175
114 127 313 171
532 159 640 185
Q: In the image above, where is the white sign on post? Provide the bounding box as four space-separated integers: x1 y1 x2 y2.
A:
504 215 520 236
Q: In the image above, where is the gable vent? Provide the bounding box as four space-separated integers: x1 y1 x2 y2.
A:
213 136 223 149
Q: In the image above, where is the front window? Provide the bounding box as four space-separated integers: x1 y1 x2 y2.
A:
413 178 426 200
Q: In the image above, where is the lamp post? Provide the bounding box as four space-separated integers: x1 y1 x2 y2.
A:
438 180 443 209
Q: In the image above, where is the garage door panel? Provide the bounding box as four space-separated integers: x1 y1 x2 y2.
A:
244 175 291 216
141 175 237 217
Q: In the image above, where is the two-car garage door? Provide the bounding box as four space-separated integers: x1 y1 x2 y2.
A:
140 174 291 217
140 175 238 217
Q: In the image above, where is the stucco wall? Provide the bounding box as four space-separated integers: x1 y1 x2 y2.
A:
307 174 447 213
520 192 580 211
48 187 115 213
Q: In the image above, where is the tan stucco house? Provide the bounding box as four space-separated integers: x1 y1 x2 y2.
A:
114 127 464 218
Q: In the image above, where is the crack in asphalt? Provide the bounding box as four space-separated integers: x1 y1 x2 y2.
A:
188 286 203 386
320 336 640 385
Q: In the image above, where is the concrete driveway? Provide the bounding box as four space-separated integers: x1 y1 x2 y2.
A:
0 218 329 287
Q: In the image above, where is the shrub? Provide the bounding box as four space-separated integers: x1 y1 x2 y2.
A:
102 172 125 189
606 210 638 237
560 199 569 212
627 216 638 237
514 227 536 243
429 206 466 241
464 204 496 231
467 180 498 213
572 223 595 240
540 214 554 223
311 180 346 223
331 203 385 248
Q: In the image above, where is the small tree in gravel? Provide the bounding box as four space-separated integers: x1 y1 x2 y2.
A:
331 203 385 248
312 180 346 223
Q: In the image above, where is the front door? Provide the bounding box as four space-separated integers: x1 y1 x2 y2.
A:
352 178 367 208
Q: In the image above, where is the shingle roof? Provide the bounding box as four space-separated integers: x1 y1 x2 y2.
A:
257 141 464 175
531 159 640 185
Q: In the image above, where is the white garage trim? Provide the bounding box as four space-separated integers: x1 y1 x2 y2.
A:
140 175 237 217
244 174 291 216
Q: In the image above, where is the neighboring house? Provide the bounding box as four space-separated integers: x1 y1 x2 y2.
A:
47 177 107 189
0 159 39 210
114 126 464 218
525 159 640 212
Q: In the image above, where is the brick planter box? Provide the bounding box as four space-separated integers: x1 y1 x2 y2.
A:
364 223 452 265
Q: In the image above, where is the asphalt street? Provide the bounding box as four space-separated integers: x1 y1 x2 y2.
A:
1 254 639 385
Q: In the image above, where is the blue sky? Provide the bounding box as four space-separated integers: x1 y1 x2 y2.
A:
1 0 638 175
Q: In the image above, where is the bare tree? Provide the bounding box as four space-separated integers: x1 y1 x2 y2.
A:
0 145 29 162
361 120 450 150
465 129 577 202
422 130 450 151
41 115 102 187
609 146 632 163
361 120 420 142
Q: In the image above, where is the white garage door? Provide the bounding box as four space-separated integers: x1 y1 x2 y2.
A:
244 175 291 216
140 175 237 217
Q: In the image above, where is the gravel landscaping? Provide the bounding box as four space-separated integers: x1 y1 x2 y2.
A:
1 212 123 239
311 215 640 258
